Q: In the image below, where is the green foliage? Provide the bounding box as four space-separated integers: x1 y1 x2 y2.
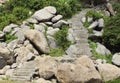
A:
86 10 103 20
50 48 65 57
53 25 71 50
29 24 34 29
5 34 17 43
88 40 112 63
105 79 120 83
112 3 120 13
103 13 120 53
12 7 30 21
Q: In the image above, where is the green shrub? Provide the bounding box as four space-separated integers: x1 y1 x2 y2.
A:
12 7 30 21
88 40 112 63
86 10 103 20
53 25 71 50
50 48 65 57
103 13 120 53
112 3 120 13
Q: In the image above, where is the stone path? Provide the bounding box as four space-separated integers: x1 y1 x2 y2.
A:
10 61 37 81
66 9 92 58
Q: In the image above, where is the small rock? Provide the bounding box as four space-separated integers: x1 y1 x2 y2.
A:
53 20 68 28
0 31 5 41
106 3 115 16
47 36 58 49
44 22 53 26
112 53 120 66
87 17 93 23
35 78 52 83
88 21 99 29
93 30 103 37
26 18 38 24
98 18 104 27
47 28 59 36
52 15 63 23
34 23 46 32
3 24 18 33
11 63 17 69
96 43 111 55
81 17 86 23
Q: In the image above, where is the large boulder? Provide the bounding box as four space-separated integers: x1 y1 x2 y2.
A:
0 45 14 65
56 56 102 83
24 29 50 54
36 56 59 79
97 64 120 82
32 6 56 21
14 46 32 63
112 53 120 66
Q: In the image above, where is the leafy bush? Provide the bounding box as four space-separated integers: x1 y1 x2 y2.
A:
112 3 120 13
50 48 65 57
5 33 17 43
12 7 30 22
103 13 120 53
86 10 103 20
53 25 71 50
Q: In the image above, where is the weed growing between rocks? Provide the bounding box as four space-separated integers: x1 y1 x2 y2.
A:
88 40 112 63
50 25 71 57
105 78 120 83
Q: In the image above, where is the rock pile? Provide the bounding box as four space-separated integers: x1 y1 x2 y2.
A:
0 6 120 83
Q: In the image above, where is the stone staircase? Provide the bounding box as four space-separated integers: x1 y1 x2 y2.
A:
66 9 92 58
10 61 37 82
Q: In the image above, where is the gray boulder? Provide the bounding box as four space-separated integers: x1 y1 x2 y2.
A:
112 53 120 66
24 30 50 54
0 45 14 65
36 56 59 79
56 56 102 83
96 43 111 55
97 63 120 82
32 6 56 21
